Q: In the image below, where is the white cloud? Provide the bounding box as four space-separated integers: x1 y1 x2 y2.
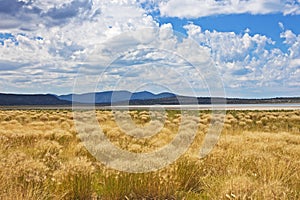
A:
159 0 300 18
184 23 300 95
278 22 284 30
0 0 161 94
290 59 300 68
1 0 217 96
281 29 300 59
75 24 217 96
0 0 299 97
279 28 300 88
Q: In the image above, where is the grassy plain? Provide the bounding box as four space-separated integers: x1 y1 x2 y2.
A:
0 109 299 199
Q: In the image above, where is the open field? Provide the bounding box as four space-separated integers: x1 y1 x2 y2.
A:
0 109 299 199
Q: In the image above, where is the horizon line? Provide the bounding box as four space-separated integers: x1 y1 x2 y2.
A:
1 91 300 100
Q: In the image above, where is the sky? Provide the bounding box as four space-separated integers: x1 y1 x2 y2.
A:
0 0 300 98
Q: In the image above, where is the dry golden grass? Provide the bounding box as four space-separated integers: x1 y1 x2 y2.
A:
0 109 299 199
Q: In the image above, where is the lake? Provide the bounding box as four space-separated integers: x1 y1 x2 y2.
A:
106 104 300 110
1 104 300 110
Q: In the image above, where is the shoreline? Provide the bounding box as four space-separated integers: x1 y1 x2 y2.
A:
0 103 300 110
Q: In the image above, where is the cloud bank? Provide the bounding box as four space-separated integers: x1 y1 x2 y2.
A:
159 0 300 18
0 0 299 97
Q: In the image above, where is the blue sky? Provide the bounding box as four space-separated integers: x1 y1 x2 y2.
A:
158 14 300 51
0 0 300 98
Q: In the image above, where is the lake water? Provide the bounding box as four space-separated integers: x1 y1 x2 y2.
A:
106 104 300 110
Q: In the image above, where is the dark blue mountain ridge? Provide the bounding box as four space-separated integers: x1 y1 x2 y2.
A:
58 90 176 104
0 91 299 106
0 93 70 105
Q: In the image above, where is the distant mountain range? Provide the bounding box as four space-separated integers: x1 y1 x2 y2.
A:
0 91 300 106
0 93 70 106
59 91 176 104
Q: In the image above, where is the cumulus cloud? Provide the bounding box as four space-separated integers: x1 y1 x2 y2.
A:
184 23 300 95
0 0 160 94
0 0 299 97
2 0 211 95
74 24 217 96
159 0 300 18
0 0 99 31
0 0 40 30
281 29 300 58
280 28 300 88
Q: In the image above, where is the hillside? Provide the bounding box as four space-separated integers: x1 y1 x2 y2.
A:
0 93 70 106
